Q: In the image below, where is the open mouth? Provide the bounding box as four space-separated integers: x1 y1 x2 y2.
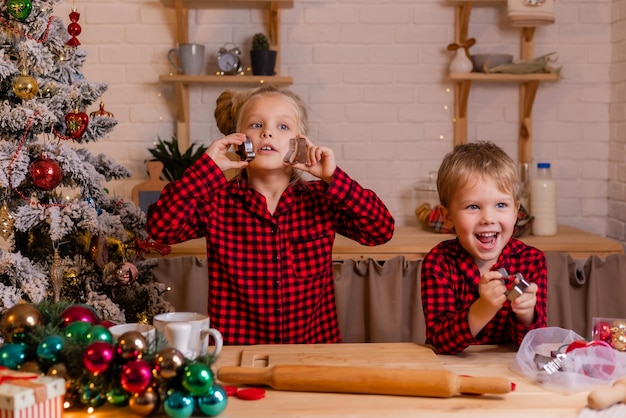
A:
475 232 499 246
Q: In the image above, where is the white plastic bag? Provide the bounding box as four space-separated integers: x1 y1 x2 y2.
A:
511 327 626 392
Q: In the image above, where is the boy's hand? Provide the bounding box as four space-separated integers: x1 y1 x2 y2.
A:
468 271 508 337
511 280 538 326
206 133 250 173
290 136 336 184
477 270 508 309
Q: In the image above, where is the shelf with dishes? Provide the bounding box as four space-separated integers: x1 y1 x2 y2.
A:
159 0 294 150
448 0 559 165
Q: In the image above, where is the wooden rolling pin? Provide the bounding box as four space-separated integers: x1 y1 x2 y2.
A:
588 377 626 410
217 364 514 398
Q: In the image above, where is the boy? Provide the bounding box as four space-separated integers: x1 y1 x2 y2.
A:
421 141 547 354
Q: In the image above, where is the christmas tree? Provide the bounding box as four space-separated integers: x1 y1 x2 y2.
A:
0 0 172 324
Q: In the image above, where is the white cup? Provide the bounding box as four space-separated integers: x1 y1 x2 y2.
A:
109 323 156 351
153 312 223 360
167 43 205 75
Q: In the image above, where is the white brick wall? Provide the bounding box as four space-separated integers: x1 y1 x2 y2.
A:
58 0 624 242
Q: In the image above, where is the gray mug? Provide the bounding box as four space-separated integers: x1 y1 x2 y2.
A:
167 43 205 75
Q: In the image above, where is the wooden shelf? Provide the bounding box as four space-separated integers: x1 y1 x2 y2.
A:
151 225 624 261
159 74 294 85
450 1 558 165
161 0 293 8
449 73 559 82
159 0 294 150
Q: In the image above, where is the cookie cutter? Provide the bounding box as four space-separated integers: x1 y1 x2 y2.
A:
497 268 530 302
236 137 255 162
283 137 307 165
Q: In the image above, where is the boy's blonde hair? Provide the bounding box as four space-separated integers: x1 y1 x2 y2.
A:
437 141 520 208
214 85 309 137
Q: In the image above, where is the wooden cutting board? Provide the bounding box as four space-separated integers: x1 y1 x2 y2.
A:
238 342 443 370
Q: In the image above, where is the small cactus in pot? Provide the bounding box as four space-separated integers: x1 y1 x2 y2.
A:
250 32 277 75
252 33 270 51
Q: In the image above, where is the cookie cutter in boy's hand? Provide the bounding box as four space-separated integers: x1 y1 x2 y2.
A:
236 137 255 161
497 268 530 302
283 137 307 165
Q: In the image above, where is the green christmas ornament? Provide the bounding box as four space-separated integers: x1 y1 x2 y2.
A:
197 384 228 417
82 324 113 344
182 362 214 396
0 343 28 369
36 334 65 363
64 320 92 342
79 382 107 408
7 0 32 22
106 388 130 407
163 390 194 418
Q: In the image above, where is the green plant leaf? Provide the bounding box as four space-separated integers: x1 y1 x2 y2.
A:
147 136 207 181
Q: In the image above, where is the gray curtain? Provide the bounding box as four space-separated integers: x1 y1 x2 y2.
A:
152 253 626 343
152 256 208 314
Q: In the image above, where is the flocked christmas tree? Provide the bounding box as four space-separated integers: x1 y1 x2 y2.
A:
0 0 172 324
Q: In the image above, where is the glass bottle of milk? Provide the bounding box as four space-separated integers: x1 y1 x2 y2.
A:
530 162 557 236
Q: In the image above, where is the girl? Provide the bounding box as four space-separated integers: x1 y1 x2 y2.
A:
146 85 394 345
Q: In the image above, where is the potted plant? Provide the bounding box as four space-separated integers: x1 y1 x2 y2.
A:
147 135 207 181
250 32 277 76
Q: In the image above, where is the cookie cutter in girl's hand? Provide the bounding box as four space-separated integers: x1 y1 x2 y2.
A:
283 137 307 165
236 137 255 161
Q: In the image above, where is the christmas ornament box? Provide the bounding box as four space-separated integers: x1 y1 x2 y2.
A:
0 373 65 418
592 317 626 350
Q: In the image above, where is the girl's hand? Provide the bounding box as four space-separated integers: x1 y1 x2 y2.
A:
511 281 538 326
291 136 336 184
206 133 249 173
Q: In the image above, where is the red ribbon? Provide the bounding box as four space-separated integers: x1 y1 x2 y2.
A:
0 367 47 403
135 238 171 256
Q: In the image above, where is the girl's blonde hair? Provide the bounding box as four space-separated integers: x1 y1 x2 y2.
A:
437 141 521 208
214 85 309 137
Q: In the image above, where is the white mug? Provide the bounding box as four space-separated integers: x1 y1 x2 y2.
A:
153 312 223 360
167 43 205 75
109 323 156 351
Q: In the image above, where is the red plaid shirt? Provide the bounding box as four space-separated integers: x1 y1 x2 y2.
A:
146 154 394 345
421 237 547 354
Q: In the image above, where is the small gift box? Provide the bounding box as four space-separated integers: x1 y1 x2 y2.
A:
0 368 65 418
592 317 626 351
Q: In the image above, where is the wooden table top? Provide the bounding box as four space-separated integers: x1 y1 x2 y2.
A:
64 343 613 418
158 224 623 261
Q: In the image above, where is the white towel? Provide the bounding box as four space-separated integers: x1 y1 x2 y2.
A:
507 0 555 27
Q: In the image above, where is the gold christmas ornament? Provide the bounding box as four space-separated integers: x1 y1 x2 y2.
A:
46 362 69 380
116 331 148 360
0 303 43 343
116 262 139 285
154 347 186 379
13 73 39 100
19 361 43 375
50 248 63 302
129 386 160 416
0 202 15 240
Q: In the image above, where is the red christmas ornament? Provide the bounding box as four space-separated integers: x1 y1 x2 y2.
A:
65 108 89 139
60 304 100 327
593 321 612 343
83 341 115 374
121 359 153 394
66 8 81 47
28 156 62 190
